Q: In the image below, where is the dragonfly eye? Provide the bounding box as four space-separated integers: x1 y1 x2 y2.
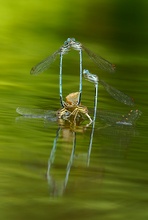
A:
64 39 70 45
64 38 76 45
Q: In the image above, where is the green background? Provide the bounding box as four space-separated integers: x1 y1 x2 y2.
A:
1 0 148 220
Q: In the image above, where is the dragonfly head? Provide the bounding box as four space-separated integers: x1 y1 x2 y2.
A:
64 38 82 51
83 69 98 84
64 38 76 45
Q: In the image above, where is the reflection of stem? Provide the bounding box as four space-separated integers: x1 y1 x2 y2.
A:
64 131 76 189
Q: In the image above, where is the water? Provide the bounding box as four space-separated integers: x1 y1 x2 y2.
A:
1 0 148 220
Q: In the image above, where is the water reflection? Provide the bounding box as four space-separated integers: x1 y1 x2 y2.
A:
16 107 141 197
47 126 76 196
47 113 97 197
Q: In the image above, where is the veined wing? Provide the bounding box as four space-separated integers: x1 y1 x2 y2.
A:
16 107 56 119
30 49 61 75
98 109 141 126
82 45 116 73
100 79 134 106
116 109 142 125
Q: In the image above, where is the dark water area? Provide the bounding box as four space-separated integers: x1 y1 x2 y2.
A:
1 1 148 220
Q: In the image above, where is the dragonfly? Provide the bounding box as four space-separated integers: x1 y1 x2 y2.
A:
16 106 141 127
17 68 136 127
83 69 99 118
57 92 93 126
16 92 93 127
83 69 134 107
16 66 139 128
30 38 115 107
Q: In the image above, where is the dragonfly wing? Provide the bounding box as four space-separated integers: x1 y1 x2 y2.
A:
82 45 116 73
30 49 61 75
98 110 124 124
100 80 134 106
98 109 141 126
16 107 56 119
116 110 142 125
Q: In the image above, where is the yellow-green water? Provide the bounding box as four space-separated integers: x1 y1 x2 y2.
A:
1 0 148 220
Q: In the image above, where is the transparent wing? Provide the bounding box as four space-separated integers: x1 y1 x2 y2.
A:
30 49 61 75
100 79 134 106
82 45 116 73
116 109 142 125
16 107 56 119
98 109 141 126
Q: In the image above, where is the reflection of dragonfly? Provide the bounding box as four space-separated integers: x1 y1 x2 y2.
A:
45 108 142 196
47 106 99 196
16 106 141 197
47 127 76 196
30 38 115 106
